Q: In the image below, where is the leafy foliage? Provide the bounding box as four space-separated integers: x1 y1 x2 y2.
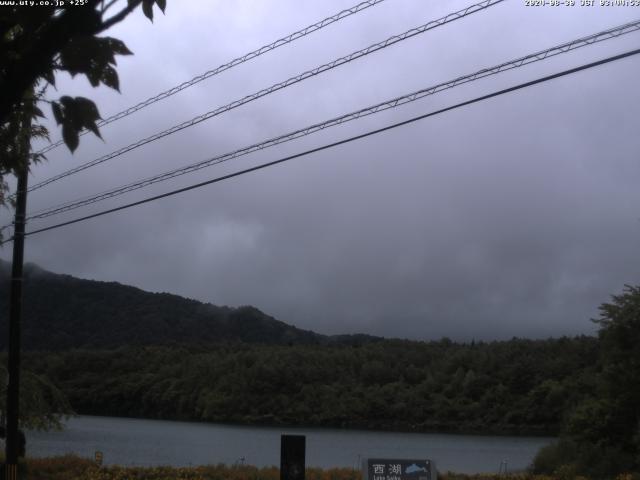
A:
0 90 49 175
58 36 132 88
52 96 103 152
0 364 73 430
532 285 640 478
0 0 167 212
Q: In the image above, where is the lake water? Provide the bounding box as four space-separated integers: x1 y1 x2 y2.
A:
27 415 554 474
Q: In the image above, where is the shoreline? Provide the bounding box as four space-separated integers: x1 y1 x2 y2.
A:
59 413 558 439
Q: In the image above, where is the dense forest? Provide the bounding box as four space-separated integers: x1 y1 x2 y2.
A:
21 336 597 435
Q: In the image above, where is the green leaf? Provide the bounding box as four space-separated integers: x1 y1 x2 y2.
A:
58 96 72 105
100 65 120 92
62 123 79 153
59 36 131 90
71 97 102 138
55 97 103 146
51 102 63 125
155 0 166 13
105 38 133 56
142 0 154 21
72 97 100 120
59 37 101 76
84 121 102 139
42 69 55 86
85 68 101 87
30 125 49 141
60 95 82 130
30 152 47 165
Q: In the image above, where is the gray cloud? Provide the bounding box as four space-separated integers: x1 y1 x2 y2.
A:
3 0 640 341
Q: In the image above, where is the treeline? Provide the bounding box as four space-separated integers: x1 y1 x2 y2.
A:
23 336 597 435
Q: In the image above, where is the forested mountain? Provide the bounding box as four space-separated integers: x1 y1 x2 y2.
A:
0 260 326 350
0 260 602 436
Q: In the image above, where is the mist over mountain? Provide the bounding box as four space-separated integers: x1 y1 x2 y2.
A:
0 260 379 350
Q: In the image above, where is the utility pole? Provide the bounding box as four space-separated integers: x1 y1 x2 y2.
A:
4 107 30 480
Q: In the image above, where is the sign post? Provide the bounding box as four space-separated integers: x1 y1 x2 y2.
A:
280 434 305 480
363 458 436 480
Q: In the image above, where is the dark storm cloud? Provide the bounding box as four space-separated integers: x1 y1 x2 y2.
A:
3 0 640 340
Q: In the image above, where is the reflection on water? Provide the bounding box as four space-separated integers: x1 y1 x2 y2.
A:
27 415 554 474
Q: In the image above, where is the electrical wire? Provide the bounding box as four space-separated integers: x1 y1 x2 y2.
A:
36 0 391 156
2 47 636 245
25 0 504 195
23 18 640 222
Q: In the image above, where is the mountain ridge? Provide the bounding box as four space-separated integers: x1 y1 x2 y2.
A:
0 260 380 350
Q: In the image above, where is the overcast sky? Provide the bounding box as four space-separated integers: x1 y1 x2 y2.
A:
2 0 639 341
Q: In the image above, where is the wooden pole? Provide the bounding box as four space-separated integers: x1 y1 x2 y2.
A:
4 111 30 480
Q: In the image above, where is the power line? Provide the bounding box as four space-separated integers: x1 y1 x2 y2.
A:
23 19 640 222
26 0 504 194
4 47 637 244
36 0 391 156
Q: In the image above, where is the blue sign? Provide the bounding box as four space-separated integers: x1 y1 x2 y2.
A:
364 458 435 480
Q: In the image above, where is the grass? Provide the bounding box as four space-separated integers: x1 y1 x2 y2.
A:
6 455 639 480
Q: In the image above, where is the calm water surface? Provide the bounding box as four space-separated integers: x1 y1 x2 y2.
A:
27 415 553 474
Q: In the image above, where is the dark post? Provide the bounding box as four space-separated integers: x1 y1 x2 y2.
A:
4 161 29 480
280 434 305 480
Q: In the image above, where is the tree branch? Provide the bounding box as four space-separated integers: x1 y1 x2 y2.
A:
101 0 121 16
100 0 142 31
